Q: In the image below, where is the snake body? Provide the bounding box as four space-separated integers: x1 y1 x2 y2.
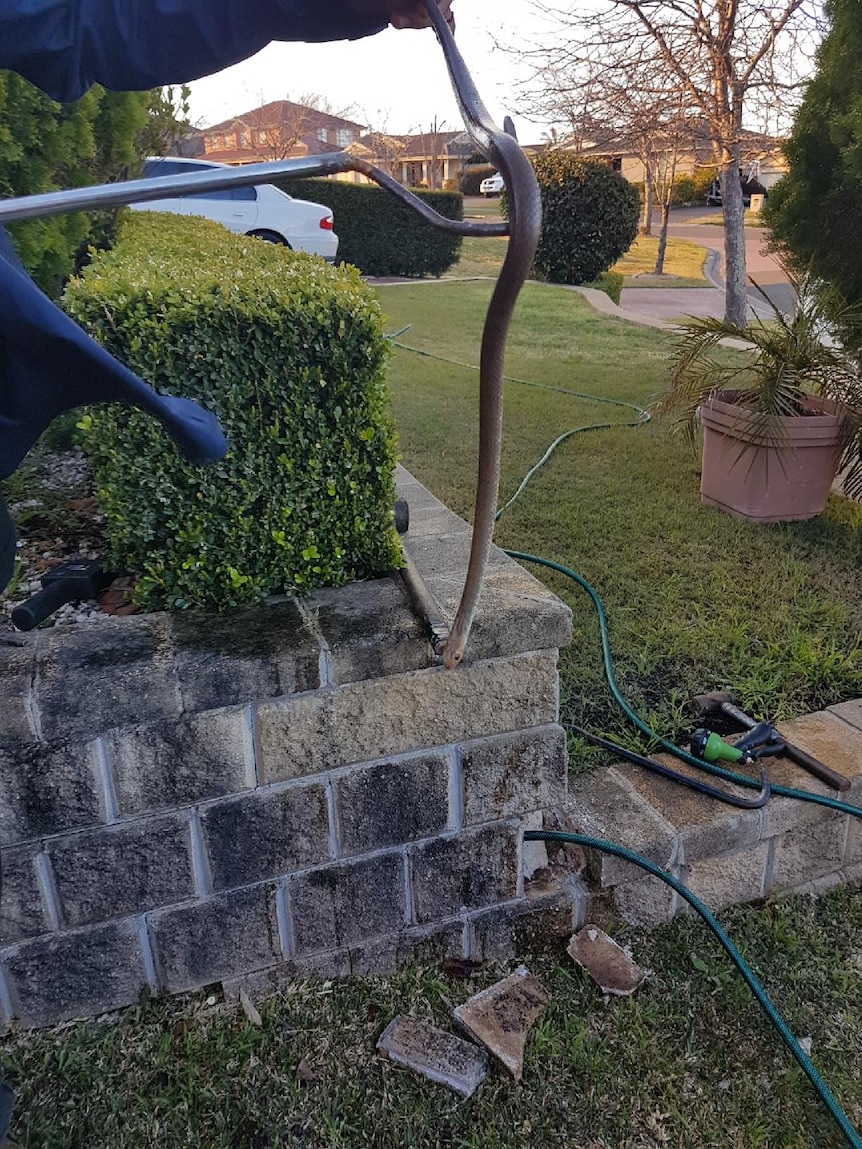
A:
422 1 542 668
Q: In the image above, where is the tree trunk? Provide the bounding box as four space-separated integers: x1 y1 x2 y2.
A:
640 165 653 235
721 155 748 328
654 199 671 274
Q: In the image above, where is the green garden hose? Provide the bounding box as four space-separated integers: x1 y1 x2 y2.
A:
525 829 862 1149
389 335 862 1144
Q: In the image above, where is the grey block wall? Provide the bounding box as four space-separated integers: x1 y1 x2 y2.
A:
0 470 575 1028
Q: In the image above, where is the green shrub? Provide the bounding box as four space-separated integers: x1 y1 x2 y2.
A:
518 154 639 285
672 167 718 206
459 164 496 195
275 178 463 277
63 212 401 611
585 270 624 305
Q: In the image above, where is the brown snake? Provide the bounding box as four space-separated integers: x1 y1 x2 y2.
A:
0 7 541 667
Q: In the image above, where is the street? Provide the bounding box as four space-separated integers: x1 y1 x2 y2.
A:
664 206 795 314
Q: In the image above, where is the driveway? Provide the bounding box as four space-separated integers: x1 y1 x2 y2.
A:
664 207 793 313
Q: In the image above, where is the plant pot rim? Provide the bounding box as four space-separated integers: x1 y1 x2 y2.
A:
700 389 846 426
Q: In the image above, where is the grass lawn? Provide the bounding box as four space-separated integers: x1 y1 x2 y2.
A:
2 274 861 1149
444 235 709 287
379 278 862 749
1 886 859 1146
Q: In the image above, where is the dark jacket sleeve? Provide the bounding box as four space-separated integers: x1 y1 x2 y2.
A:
0 0 387 103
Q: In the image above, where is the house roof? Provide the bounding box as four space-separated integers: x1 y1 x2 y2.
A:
204 100 365 134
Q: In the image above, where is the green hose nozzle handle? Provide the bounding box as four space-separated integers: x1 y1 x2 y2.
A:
691 728 745 764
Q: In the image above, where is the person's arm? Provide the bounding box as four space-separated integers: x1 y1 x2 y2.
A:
0 0 435 104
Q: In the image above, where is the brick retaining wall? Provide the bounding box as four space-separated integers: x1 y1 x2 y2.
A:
0 468 576 1028
2 466 860 1029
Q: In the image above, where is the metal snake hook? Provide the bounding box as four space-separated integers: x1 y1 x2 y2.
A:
420 0 542 668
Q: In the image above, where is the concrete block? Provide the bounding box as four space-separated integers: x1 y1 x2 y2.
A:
171 601 320 712
846 816 862 867
35 616 180 743
0 740 103 845
614 756 761 864
107 708 251 816
768 815 848 894
48 815 195 928
827 698 862 731
4 919 148 1026
0 844 51 944
335 752 450 856
151 884 280 994
201 783 330 890
307 579 431 685
453 966 549 1082
566 770 678 887
683 842 770 911
221 920 465 998
257 650 560 784
288 853 406 955
467 891 573 962
0 643 35 752
775 711 862 791
411 823 520 924
377 1015 488 1098
612 874 678 928
460 725 567 825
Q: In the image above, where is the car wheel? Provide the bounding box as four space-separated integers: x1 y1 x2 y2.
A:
249 230 290 246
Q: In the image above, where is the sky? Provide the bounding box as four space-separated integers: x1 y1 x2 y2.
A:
186 2 554 144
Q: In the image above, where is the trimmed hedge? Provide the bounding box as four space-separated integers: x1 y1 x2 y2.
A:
63 212 401 611
460 164 496 195
513 154 639 285
276 178 463 277
585 270 624 305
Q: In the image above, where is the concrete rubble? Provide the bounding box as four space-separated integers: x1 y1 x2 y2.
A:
567 925 648 996
376 1015 488 1098
452 965 549 1082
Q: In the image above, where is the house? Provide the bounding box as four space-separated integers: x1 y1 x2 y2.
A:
574 124 788 190
198 101 366 165
341 129 475 188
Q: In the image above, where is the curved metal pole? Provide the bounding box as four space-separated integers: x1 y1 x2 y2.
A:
0 14 541 669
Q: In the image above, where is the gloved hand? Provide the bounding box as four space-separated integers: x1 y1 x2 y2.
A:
347 0 455 31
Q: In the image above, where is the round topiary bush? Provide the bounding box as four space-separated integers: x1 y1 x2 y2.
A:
527 153 639 285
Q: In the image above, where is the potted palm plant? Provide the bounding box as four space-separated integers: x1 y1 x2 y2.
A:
652 266 862 522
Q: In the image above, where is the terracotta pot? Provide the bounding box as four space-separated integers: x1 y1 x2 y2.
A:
698 391 848 522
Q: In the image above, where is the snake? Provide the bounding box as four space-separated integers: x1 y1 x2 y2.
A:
420 0 542 668
0 5 541 669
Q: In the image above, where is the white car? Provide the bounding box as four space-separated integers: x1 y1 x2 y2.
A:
132 157 338 261
479 172 505 197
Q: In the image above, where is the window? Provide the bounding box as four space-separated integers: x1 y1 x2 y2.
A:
611 155 623 172
336 129 353 147
317 128 328 142
184 185 258 202
142 159 219 178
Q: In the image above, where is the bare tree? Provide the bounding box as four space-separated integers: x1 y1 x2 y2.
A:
512 1 821 326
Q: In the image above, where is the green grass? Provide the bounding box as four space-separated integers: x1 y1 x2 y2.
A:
609 235 709 286
381 280 862 749
443 235 710 286
2 885 860 1147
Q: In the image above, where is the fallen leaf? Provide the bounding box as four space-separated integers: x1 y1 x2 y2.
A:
296 1058 320 1087
239 988 262 1027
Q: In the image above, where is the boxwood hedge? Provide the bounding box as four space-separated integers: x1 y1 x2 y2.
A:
63 212 402 610
276 178 462 277
510 154 639 286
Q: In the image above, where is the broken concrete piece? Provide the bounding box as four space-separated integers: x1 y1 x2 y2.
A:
452 965 549 1082
376 1015 488 1098
567 925 648 996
